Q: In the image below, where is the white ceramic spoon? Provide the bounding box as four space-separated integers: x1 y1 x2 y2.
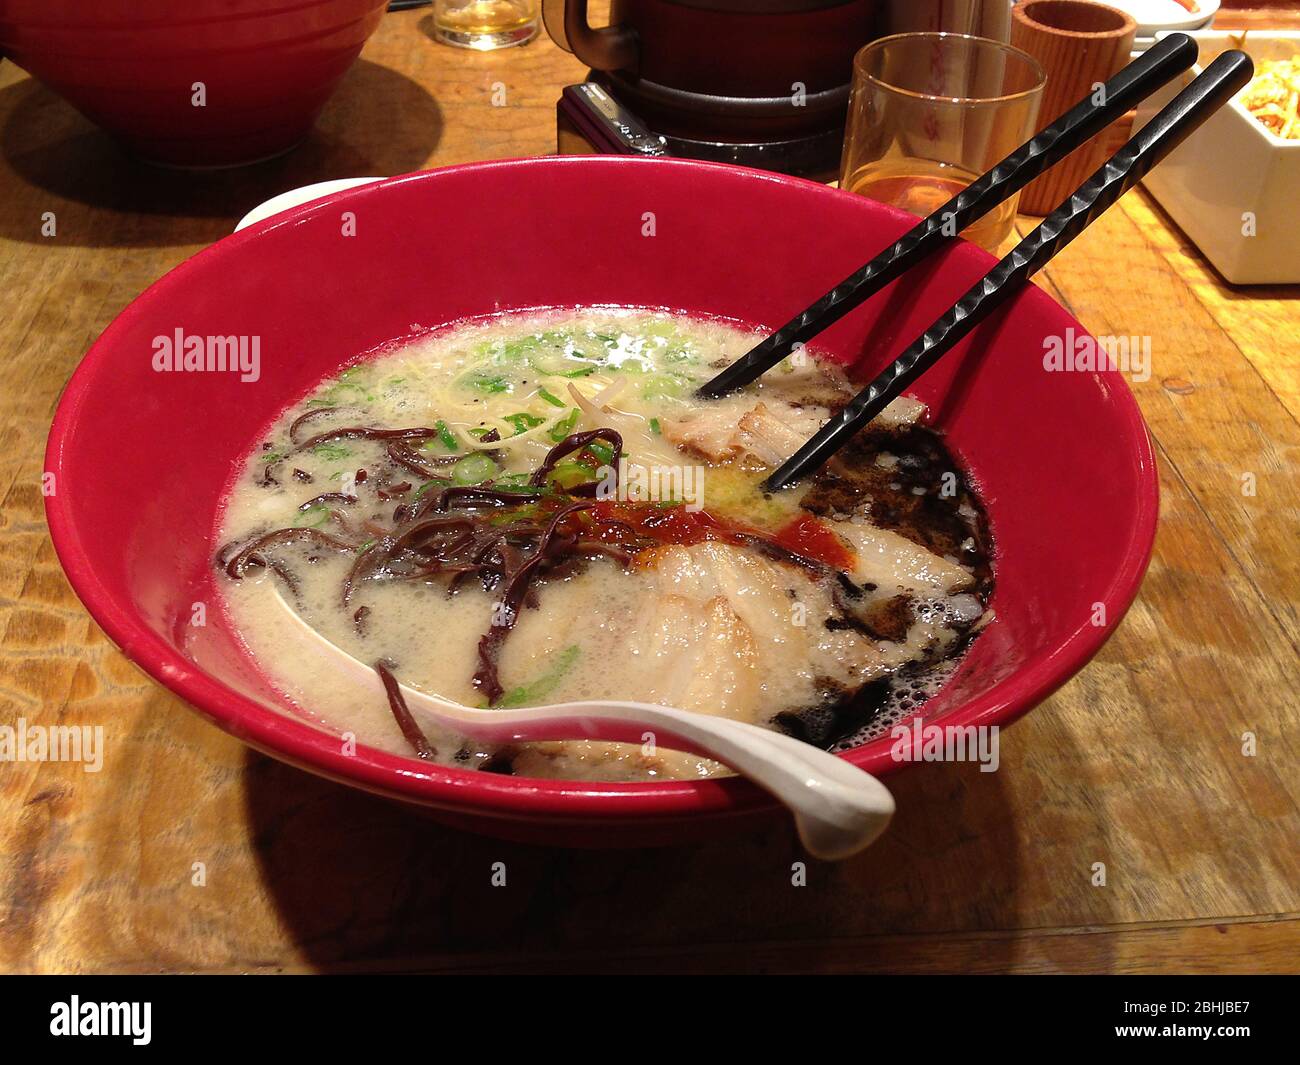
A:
268 586 895 859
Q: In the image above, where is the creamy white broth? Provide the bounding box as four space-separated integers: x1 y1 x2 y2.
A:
216 309 991 782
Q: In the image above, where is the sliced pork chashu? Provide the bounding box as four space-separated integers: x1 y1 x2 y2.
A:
661 379 926 467
833 521 974 596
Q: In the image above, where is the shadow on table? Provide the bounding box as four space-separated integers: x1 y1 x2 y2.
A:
0 59 443 249
243 744 1120 974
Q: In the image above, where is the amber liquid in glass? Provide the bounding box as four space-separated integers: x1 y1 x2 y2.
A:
434 0 536 48
844 160 1016 252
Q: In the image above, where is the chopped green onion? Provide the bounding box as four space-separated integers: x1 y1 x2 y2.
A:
498 645 581 708
536 386 566 408
434 420 458 450
293 504 330 529
546 461 596 490
548 408 580 442
505 412 546 436
649 418 661 435
493 473 543 493
466 372 511 394
490 504 540 525
311 442 351 460
587 440 615 465
451 452 499 485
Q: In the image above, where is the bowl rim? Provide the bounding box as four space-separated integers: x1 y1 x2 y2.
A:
44 155 1159 821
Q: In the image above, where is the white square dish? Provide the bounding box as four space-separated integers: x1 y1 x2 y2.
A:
1134 30 1300 285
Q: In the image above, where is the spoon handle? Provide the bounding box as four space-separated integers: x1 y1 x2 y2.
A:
269 584 894 858
616 703 896 859
424 697 896 860
420 683 896 860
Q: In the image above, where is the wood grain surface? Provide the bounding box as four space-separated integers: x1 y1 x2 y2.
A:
0 9 1297 975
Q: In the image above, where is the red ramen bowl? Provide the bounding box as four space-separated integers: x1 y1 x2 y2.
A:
45 157 1157 847
0 0 389 166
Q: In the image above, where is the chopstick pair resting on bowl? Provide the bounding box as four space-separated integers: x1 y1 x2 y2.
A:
694 33 1253 491
273 35 1249 860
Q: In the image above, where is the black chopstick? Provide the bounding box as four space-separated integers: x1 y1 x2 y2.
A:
697 31 1200 400
763 49 1253 492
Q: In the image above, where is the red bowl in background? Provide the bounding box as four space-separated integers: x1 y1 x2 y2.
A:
0 0 389 166
45 157 1158 847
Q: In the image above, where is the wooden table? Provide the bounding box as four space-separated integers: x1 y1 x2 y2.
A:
1 10 1296 975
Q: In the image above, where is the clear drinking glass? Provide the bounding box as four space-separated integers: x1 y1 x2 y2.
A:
840 33 1046 251
433 0 539 50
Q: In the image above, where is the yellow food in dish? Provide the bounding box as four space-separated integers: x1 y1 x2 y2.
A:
1241 57 1300 140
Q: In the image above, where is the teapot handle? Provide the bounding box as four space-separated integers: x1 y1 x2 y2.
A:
542 0 638 72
